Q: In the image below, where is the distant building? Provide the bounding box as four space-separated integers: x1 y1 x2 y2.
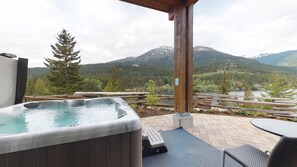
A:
132 64 139 67
254 84 262 89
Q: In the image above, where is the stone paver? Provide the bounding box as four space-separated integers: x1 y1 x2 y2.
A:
141 113 279 151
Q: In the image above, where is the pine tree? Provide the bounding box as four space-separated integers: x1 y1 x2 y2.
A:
104 67 120 92
44 29 82 94
218 70 230 94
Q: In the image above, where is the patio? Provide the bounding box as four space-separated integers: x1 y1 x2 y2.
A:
141 113 279 152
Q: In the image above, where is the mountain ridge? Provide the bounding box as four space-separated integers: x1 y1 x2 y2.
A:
255 50 297 67
109 45 260 69
28 46 297 77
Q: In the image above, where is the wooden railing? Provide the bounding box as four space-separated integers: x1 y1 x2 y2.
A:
153 94 297 118
193 93 297 118
25 92 297 118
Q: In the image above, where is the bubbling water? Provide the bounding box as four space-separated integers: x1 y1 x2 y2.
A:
0 100 121 135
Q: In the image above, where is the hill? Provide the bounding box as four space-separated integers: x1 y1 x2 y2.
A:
110 46 264 70
28 46 297 90
255 50 297 67
89 46 292 73
29 46 297 77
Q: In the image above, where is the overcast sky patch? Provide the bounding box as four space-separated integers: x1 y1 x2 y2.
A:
0 0 296 67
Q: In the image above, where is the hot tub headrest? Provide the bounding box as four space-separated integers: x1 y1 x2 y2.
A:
0 53 17 59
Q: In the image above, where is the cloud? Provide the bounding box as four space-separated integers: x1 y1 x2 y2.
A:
0 0 173 67
194 0 297 57
0 0 296 67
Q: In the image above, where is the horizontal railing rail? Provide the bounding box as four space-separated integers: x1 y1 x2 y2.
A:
25 92 297 118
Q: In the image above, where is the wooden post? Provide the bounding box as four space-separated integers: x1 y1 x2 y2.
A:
172 4 193 113
119 0 197 115
119 0 197 127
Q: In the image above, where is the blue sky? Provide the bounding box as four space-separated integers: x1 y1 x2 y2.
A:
1 0 297 67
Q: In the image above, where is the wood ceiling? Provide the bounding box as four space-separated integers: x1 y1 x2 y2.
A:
119 0 198 13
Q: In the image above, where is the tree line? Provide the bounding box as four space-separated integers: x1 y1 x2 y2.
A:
25 29 297 98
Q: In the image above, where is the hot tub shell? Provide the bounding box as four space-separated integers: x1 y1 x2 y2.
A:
0 97 142 167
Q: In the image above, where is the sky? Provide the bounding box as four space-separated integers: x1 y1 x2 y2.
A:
1 0 297 67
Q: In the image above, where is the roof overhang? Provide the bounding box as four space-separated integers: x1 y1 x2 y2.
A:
119 0 198 13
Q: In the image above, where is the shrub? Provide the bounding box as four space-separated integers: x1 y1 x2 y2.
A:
145 95 160 106
130 104 138 110
145 80 160 107
235 109 250 116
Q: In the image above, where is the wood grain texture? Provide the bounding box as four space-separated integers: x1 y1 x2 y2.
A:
22 150 35 167
185 0 199 6
35 148 47 167
131 129 142 167
0 152 22 167
89 137 107 167
120 0 170 12
106 135 121 167
69 141 89 167
174 4 184 112
48 144 70 167
119 0 198 13
121 132 131 167
0 130 141 167
22 147 47 167
174 3 193 113
186 4 194 112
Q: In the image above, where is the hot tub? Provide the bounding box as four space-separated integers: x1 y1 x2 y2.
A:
0 97 142 167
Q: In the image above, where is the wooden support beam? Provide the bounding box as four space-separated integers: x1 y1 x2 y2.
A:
173 4 193 113
185 0 199 6
168 7 175 21
168 0 198 21
186 4 193 113
120 0 171 12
